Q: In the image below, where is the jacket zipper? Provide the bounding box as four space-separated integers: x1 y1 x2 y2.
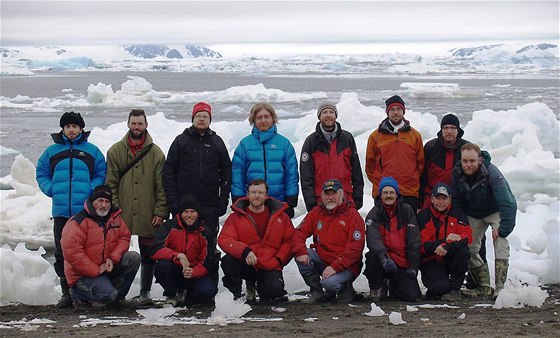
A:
262 144 268 181
68 142 74 216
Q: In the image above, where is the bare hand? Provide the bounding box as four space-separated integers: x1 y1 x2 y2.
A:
105 258 114 272
322 266 336 279
183 267 193 279
152 216 164 227
492 229 499 241
177 253 190 271
245 251 258 266
434 245 447 256
98 263 108 275
296 254 310 265
446 233 461 242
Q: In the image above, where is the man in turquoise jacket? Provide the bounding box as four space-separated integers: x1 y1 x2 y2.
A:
36 112 106 308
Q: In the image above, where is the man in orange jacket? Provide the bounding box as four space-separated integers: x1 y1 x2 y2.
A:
365 95 424 210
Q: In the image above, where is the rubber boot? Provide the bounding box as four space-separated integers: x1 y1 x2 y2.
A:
57 277 73 308
302 273 324 304
494 259 509 295
463 263 493 298
139 264 154 306
337 283 355 304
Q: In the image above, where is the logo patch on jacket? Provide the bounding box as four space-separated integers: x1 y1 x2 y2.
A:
353 230 362 240
78 151 85 157
276 218 282 223
365 219 372 226
407 223 416 228
339 220 346 226
301 152 309 162
317 221 323 230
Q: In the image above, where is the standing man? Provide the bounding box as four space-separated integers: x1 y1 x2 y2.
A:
61 185 141 308
363 176 422 302
218 179 294 303
36 111 106 308
231 102 299 218
105 109 167 305
300 101 364 211
451 143 517 297
418 182 472 301
163 102 232 286
365 95 424 210
420 114 469 209
151 196 218 306
292 178 365 304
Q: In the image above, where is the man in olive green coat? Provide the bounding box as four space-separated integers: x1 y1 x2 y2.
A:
106 109 168 305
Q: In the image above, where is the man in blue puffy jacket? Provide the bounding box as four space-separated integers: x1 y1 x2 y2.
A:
36 112 107 308
231 102 299 218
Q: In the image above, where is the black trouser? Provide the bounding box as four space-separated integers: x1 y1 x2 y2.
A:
421 245 470 296
138 238 155 265
221 254 286 300
154 260 217 303
200 206 221 285
53 217 69 277
363 251 421 302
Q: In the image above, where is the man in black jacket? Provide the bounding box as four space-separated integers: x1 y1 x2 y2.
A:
300 101 364 212
163 102 232 285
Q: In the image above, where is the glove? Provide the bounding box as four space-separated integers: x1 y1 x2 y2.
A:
406 268 418 278
284 207 295 219
218 199 229 217
380 254 397 274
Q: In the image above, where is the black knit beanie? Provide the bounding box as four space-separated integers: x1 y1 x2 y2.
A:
90 185 112 202
179 195 202 214
60 111 85 129
385 95 406 114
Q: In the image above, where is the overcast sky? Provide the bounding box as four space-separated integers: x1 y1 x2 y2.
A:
2 1 558 50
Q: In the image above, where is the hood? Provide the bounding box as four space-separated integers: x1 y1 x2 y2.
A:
251 124 278 144
231 196 288 216
51 130 90 145
378 117 411 134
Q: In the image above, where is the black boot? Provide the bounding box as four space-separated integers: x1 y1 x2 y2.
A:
57 277 73 308
139 264 154 305
302 273 323 304
337 283 355 304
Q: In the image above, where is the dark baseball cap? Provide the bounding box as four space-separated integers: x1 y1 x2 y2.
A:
432 182 450 197
322 178 342 192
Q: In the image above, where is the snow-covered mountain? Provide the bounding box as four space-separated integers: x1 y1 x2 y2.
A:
123 44 222 59
0 42 557 76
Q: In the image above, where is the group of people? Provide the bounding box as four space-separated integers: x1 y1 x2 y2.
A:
36 95 516 309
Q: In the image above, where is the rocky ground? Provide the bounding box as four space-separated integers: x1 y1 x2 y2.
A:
1 285 559 337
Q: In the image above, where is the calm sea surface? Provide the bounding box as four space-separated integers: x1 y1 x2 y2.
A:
1 70 559 177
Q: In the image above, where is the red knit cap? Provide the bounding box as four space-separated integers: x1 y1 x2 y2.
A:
192 102 212 121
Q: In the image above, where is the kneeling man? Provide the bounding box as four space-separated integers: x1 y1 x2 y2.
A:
293 178 365 304
363 176 422 302
61 185 141 308
151 195 218 306
418 182 472 301
219 179 294 303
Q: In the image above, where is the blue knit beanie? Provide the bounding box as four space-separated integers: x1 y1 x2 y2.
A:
378 176 400 196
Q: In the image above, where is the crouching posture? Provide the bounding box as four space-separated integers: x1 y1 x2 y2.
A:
151 196 218 306
293 179 365 304
61 185 141 308
418 183 472 301
219 179 294 303
363 176 422 302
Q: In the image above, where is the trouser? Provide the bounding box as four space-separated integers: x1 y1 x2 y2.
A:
154 260 217 303
53 217 69 277
200 206 221 285
295 248 356 293
138 237 155 265
468 213 510 269
363 251 421 302
221 254 287 300
70 251 141 304
420 245 470 296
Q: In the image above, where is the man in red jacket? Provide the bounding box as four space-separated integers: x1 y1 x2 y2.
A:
218 179 294 303
61 185 141 309
363 176 421 302
151 196 218 307
293 178 365 304
418 182 472 301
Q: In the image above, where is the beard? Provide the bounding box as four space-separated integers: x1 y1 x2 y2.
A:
130 130 145 140
96 208 109 217
325 201 337 210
